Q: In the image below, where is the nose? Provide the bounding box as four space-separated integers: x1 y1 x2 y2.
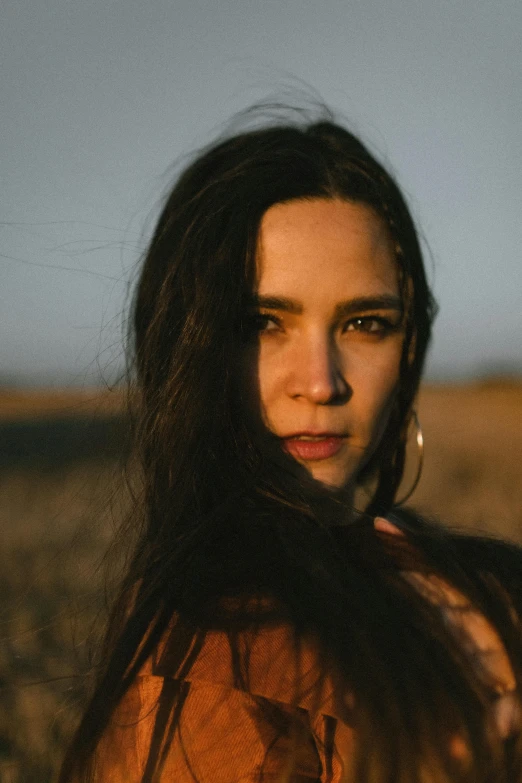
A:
288 333 351 405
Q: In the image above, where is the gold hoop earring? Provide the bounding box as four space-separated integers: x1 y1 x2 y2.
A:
395 410 424 505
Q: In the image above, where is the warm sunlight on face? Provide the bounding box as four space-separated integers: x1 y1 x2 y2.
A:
253 198 404 490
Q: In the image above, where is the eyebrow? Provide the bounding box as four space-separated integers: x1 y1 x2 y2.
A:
251 294 403 318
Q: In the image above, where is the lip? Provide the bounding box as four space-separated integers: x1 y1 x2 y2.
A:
281 432 346 461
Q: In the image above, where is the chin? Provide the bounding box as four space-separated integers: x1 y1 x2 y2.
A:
305 464 355 491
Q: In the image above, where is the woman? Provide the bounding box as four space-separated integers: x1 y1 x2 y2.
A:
60 108 522 782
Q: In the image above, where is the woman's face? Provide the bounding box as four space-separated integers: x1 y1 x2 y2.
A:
252 197 405 491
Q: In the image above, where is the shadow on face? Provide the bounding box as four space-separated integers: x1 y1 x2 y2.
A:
240 197 405 498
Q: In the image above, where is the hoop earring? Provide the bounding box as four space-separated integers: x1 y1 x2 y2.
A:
395 410 424 506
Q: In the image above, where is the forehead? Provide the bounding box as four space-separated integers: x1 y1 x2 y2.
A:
256 198 398 299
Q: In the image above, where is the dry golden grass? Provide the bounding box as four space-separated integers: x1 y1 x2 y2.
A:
0 381 521 780
0 461 130 783
0 387 125 421
412 381 522 542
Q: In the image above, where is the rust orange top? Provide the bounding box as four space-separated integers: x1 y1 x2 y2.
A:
92 614 354 782
91 524 519 782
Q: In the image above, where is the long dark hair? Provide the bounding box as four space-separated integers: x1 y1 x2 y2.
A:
60 108 522 782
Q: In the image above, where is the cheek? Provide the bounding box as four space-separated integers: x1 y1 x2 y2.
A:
256 345 283 414
240 342 283 430
356 348 402 436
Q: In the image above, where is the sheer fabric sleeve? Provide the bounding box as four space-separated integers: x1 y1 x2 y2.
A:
374 516 520 741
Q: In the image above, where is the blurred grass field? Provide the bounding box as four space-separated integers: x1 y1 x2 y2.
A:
0 381 521 782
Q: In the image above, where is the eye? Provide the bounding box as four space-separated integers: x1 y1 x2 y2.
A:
249 312 283 334
343 316 396 335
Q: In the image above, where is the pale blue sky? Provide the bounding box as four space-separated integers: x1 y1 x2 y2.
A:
2 0 521 385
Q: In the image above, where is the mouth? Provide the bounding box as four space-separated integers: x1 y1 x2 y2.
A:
280 433 346 461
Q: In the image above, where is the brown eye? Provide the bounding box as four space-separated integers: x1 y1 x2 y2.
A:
251 313 283 333
344 316 393 334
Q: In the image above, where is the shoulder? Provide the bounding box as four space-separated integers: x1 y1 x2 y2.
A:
376 514 520 706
